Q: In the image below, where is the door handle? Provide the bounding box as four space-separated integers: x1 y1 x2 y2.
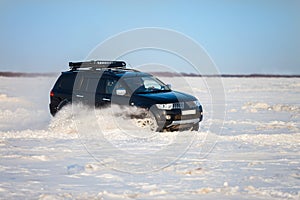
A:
102 98 111 101
76 94 84 98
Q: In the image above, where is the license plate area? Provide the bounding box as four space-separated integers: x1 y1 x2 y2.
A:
182 109 196 115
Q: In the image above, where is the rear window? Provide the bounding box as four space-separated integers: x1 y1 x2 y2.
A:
56 74 75 91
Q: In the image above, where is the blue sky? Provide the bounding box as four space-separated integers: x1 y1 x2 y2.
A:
0 0 299 74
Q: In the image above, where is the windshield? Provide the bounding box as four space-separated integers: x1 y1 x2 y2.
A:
123 76 171 94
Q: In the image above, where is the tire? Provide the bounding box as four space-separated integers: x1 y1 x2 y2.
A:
147 112 160 132
135 111 162 132
191 122 199 131
56 99 69 113
49 98 61 116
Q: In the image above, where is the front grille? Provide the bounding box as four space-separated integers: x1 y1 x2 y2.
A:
173 102 184 109
172 101 199 109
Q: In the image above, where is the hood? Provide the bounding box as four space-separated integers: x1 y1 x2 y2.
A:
134 90 197 104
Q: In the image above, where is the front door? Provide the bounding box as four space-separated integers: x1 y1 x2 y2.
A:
102 77 130 106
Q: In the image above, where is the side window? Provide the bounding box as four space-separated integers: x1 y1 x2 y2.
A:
73 74 102 93
105 78 117 94
73 75 84 91
104 78 127 95
86 78 99 93
142 77 161 90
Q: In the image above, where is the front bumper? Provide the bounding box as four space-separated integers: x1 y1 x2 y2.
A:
166 118 200 128
153 105 203 129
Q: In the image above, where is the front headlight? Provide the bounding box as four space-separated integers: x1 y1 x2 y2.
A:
194 100 201 107
156 103 173 110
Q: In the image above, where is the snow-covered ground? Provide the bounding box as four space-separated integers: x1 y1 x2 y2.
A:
0 76 299 199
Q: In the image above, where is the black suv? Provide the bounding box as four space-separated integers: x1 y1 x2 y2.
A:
49 61 203 131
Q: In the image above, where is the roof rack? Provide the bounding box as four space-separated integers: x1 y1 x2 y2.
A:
69 60 126 71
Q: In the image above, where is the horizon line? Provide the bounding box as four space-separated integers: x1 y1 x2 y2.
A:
0 71 299 78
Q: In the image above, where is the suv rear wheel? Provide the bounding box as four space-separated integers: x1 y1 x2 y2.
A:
51 99 69 116
58 99 69 110
50 98 61 116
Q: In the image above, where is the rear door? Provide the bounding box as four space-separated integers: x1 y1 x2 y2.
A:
73 72 103 106
73 73 131 107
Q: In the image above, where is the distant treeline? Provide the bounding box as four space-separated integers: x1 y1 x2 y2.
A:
0 71 299 78
151 72 300 78
0 72 57 77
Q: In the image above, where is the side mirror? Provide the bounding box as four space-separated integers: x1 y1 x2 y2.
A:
166 84 171 89
116 88 126 96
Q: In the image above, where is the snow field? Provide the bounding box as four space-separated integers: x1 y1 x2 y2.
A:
0 76 299 199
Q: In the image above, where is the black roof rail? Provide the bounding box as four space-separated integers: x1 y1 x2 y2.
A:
69 60 126 71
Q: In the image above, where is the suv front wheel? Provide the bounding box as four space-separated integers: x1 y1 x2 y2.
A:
135 111 163 132
191 122 199 131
